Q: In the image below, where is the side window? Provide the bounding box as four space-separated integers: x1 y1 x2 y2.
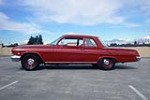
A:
58 38 83 46
85 38 97 47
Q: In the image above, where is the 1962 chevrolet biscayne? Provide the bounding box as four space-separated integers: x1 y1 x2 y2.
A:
11 34 141 71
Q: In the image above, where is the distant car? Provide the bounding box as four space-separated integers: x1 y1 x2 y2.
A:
11 34 141 71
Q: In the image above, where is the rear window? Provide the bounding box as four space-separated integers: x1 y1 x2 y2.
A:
85 38 97 47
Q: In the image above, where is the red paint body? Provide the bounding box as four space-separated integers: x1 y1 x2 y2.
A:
11 35 140 64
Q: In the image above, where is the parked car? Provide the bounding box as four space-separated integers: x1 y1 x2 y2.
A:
11 34 141 71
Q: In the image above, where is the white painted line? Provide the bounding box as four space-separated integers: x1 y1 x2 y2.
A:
129 85 148 100
0 81 18 91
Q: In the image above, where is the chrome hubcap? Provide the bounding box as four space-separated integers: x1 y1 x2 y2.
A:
27 58 34 65
103 59 110 65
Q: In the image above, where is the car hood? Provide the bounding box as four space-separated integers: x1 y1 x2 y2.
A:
12 45 55 55
14 45 55 49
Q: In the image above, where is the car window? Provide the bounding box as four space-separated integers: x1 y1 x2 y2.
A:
58 38 83 47
49 37 61 45
85 38 97 47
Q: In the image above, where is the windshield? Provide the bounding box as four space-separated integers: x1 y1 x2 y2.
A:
49 37 61 45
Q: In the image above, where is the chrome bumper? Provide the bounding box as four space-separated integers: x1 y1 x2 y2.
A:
136 56 141 62
11 55 21 62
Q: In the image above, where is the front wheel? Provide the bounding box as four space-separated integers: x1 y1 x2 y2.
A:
21 54 40 71
98 58 115 70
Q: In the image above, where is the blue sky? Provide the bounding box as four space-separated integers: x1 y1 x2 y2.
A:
0 0 150 44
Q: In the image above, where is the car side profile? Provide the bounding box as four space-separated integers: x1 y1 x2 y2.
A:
11 34 141 71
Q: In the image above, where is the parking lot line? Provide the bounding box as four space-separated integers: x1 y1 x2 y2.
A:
129 85 148 100
0 81 18 91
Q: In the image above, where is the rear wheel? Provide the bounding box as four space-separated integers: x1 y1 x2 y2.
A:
98 58 115 70
21 54 40 71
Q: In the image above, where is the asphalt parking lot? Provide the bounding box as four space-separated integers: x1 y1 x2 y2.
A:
0 56 150 100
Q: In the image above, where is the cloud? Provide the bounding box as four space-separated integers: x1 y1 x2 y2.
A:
0 0 4 5
122 0 150 17
0 12 44 34
106 35 150 45
65 32 77 35
105 38 133 44
22 0 150 26
124 23 141 28
137 36 150 44
144 36 150 40
107 23 141 28
20 40 28 45
22 0 124 25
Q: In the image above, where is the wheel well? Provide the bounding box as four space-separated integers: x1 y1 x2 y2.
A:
99 57 117 63
21 53 43 63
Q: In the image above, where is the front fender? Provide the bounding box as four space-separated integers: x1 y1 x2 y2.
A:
21 52 44 63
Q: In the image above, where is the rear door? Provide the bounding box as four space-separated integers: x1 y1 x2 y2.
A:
81 38 100 63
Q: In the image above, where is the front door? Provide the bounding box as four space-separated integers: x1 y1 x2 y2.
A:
49 37 84 63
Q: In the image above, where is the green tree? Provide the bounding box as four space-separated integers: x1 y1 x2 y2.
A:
27 36 34 45
39 35 43 44
134 41 137 47
27 35 43 45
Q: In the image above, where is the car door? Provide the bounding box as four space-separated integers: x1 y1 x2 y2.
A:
48 37 84 63
81 38 100 63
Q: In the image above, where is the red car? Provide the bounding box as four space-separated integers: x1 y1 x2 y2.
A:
11 34 141 71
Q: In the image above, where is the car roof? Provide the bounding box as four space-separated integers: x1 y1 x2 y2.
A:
63 34 98 38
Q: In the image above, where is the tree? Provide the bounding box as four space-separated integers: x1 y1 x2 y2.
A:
39 35 43 44
110 43 117 47
134 41 137 47
27 35 43 45
28 36 34 45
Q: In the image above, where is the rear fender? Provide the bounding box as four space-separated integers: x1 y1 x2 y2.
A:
97 56 117 63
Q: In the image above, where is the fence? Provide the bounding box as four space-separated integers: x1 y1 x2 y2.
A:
0 44 12 56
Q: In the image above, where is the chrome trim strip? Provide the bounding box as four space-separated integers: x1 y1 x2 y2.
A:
45 61 97 64
136 56 141 62
11 55 21 62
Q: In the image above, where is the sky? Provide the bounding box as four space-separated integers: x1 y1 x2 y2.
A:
0 0 150 44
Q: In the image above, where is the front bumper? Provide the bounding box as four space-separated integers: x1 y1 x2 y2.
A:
11 55 21 62
136 56 141 62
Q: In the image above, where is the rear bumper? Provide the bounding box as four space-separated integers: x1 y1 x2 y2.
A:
136 56 141 62
11 55 21 62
